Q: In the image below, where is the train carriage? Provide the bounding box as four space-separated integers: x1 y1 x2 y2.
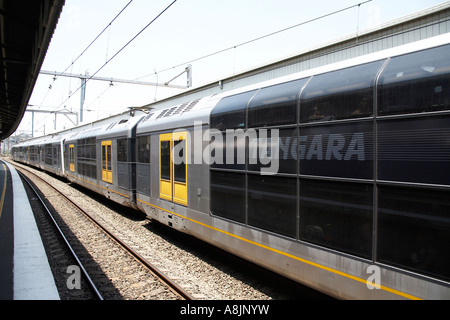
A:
63 126 107 197
133 34 450 299
13 135 48 167
39 134 65 177
95 115 145 208
10 33 450 299
135 96 218 229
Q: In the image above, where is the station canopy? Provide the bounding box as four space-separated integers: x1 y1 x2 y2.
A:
0 0 64 140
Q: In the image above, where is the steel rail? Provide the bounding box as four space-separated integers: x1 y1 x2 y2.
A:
17 169 104 300
15 164 195 300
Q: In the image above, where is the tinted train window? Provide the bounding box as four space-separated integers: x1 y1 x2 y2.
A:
300 60 384 123
210 131 246 171
378 186 450 282
299 122 373 179
299 179 373 259
210 90 257 130
77 138 97 179
248 128 298 174
137 135 150 163
248 79 307 128
248 175 297 238
117 138 128 162
160 140 171 181
378 116 450 185
45 144 52 165
210 171 245 223
174 140 186 183
378 44 450 116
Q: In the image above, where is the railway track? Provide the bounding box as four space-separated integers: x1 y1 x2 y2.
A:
14 163 194 300
10 159 331 300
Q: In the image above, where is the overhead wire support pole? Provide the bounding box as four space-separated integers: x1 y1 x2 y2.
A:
41 0 178 123
40 64 189 122
39 70 189 89
164 64 192 87
26 106 79 135
80 75 87 122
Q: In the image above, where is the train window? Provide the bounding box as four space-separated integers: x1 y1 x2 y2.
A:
300 60 384 123
378 44 450 116
210 131 245 171
248 174 297 238
378 116 450 185
137 135 151 195
247 128 298 175
299 122 373 179
102 146 106 169
160 137 171 200
137 135 150 163
248 79 307 128
107 146 112 171
159 132 188 206
117 138 128 162
210 171 246 223
77 138 97 179
210 90 257 130
174 140 186 183
45 144 52 165
53 146 59 167
299 179 373 259
160 140 171 180
378 186 450 282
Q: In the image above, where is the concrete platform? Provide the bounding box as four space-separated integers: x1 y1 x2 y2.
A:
0 160 59 300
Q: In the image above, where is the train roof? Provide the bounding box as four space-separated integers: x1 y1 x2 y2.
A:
13 132 65 148
136 94 222 133
96 114 145 140
64 124 108 143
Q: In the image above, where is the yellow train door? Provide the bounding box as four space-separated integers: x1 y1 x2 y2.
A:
159 132 188 206
101 140 113 183
69 144 75 172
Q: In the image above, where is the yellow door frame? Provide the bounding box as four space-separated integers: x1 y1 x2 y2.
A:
69 144 75 172
159 133 172 201
159 132 188 206
101 140 113 183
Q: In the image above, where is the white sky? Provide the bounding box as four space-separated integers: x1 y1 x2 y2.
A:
15 0 448 136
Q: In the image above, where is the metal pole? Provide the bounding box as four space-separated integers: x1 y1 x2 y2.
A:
80 77 86 122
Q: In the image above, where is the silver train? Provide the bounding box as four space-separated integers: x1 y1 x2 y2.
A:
12 34 450 299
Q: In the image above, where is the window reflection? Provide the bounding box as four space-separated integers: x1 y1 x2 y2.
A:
378 44 450 116
378 186 450 282
300 61 384 123
299 179 373 259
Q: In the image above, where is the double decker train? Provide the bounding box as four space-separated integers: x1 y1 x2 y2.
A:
11 33 450 299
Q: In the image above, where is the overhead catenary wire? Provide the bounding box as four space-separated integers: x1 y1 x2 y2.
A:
35 0 134 113
41 0 177 125
53 0 177 112
33 0 367 134
139 0 372 79
54 0 134 83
